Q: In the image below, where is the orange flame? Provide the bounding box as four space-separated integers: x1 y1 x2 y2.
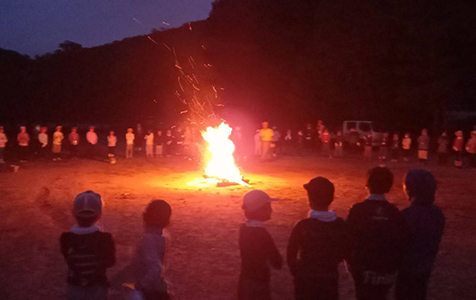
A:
202 122 248 185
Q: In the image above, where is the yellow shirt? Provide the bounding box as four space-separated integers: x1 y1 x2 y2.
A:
260 128 274 142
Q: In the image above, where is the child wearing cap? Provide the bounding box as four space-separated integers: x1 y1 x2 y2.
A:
239 190 282 300
60 191 116 300
133 200 172 300
396 170 445 300
346 167 406 300
287 177 350 300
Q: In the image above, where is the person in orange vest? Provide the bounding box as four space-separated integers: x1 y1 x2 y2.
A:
465 131 476 168
453 130 464 168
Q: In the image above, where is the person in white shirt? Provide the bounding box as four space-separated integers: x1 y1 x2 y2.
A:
144 130 155 158
52 126 64 161
107 130 117 164
38 126 48 159
0 126 8 163
86 126 98 159
125 128 135 158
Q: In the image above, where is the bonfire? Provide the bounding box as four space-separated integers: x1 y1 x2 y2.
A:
201 122 248 186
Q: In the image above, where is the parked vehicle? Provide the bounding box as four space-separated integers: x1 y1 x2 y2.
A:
343 121 384 146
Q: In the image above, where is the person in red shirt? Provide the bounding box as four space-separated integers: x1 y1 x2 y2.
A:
321 129 331 158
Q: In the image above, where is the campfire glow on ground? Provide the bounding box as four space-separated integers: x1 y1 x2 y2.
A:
189 122 249 187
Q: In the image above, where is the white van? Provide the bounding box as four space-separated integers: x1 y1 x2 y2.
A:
342 121 384 146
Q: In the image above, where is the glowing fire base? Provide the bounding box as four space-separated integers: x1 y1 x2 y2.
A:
188 122 250 187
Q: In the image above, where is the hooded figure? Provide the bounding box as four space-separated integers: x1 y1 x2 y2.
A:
396 170 445 300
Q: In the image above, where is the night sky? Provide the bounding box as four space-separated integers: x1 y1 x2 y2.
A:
0 0 214 56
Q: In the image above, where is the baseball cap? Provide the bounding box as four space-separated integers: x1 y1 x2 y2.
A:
242 190 278 212
73 191 103 217
303 177 334 201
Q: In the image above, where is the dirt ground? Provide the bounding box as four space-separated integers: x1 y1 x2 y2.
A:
0 155 475 300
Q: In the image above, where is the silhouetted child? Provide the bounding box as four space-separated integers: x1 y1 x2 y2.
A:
347 167 406 300
60 191 115 300
402 133 412 161
155 130 164 157
287 177 350 300
239 190 282 300
133 200 172 300
38 126 48 159
0 126 7 163
396 170 445 300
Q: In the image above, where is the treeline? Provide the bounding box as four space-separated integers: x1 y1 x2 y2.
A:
1 0 475 131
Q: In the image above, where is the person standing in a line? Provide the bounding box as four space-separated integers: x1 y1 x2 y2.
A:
436 132 449 166
68 127 79 158
417 129 430 164
402 133 412 161
155 130 164 157
334 131 344 158
86 126 98 159
125 128 135 159
52 126 64 161
144 130 155 158
17 126 30 162
107 131 117 164
38 126 49 159
0 126 8 163
390 134 399 162
363 132 372 159
321 129 331 158
254 130 262 157
453 130 464 168
260 122 274 161
465 130 476 168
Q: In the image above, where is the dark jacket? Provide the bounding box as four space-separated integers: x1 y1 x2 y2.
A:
347 199 406 273
287 217 350 279
400 204 445 274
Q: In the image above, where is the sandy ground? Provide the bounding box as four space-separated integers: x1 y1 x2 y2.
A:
0 155 475 300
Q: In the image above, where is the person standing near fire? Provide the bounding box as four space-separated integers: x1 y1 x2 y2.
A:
107 131 117 164
466 130 476 168
254 130 262 157
52 126 64 161
260 122 274 161
321 129 331 158
144 130 155 158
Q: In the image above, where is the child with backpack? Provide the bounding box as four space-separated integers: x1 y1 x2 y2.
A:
60 191 116 300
